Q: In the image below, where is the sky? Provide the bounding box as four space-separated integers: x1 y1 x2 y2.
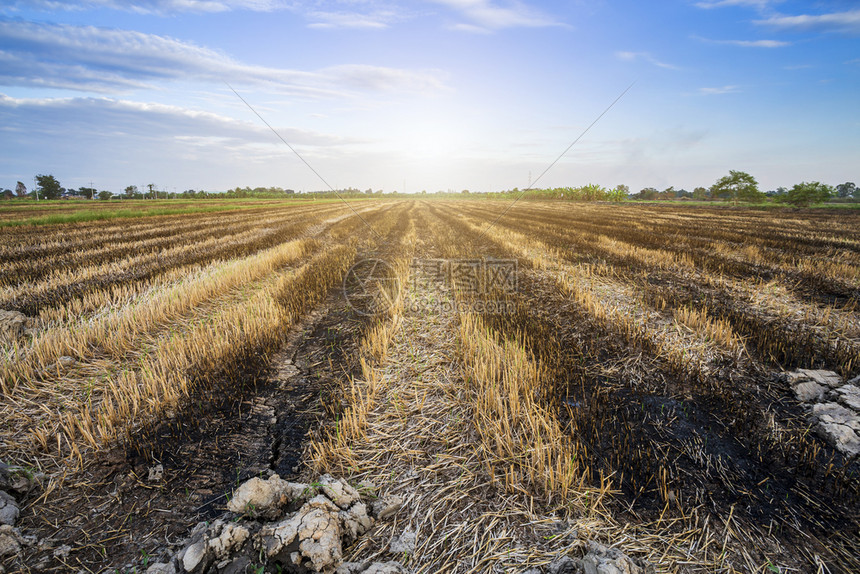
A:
0 1 858 194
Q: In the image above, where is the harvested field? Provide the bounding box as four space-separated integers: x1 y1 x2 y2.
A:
0 200 857 573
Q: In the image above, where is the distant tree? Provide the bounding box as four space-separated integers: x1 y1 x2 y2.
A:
146 183 157 199
711 170 762 203
124 185 138 198
786 181 833 207
661 186 677 200
766 186 788 197
835 182 856 198
35 174 64 200
98 190 113 200
606 187 628 202
615 184 630 196
461 189 470 194
638 187 659 200
2 189 13 200
15 181 27 197
692 186 709 200
79 186 97 199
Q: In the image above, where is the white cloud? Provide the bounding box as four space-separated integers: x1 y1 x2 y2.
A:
616 51 679 70
0 92 367 189
755 10 860 34
449 22 492 34
306 10 397 29
720 39 789 47
695 0 780 9
0 93 354 145
693 35 790 47
0 19 447 95
1 1 561 32
429 0 561 32
0 0 285 15
698 85 740 95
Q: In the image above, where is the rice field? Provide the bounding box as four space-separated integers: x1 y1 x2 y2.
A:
1 200 858 573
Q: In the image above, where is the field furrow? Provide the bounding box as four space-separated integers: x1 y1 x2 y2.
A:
2 199 857 574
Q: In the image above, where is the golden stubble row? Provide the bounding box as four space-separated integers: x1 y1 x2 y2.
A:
1 236 319 394
310 207 417 472
0 205 337 288
23 243 357 467
453 212 747 374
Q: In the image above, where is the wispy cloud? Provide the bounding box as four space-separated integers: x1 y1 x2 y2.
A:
0 19 447 95
616 51 679 70
429 0 561 32
306 9 400 29
0 93 354 145
695 0 780 10
698 85 740 95
0 92 367 188
720 38 788 47
0 0 285 14
755 10 860 34
692 35 789 47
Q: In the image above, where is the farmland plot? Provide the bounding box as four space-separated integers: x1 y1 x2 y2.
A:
0 201 857 573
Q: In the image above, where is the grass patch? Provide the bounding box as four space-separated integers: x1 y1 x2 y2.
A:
0 198 365 227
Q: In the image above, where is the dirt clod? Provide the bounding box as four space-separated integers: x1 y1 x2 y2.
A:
0 494 17 527
370 495 402 521
581 542 653 574
226 475 308 519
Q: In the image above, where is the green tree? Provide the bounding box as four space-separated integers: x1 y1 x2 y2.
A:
35 174 64 200
786 181 833 207
692 186 709 200
2 189 13 200
124 185 138 198
835 182 856 198
15 181 27 197
711 170 762 203
638 187 658 200
98 190 113 200
606 187 628 202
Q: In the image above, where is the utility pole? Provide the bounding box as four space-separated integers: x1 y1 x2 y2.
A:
90 181 94 200
33 176 38 201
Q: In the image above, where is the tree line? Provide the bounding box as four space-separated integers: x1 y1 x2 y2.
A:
3 172 857 208
629 171 857 207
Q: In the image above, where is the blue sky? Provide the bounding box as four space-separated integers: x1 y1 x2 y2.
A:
0 1 857 194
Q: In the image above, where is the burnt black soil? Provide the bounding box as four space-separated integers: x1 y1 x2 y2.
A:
426 203 860 572
490 273 860 573
9 290 370 574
